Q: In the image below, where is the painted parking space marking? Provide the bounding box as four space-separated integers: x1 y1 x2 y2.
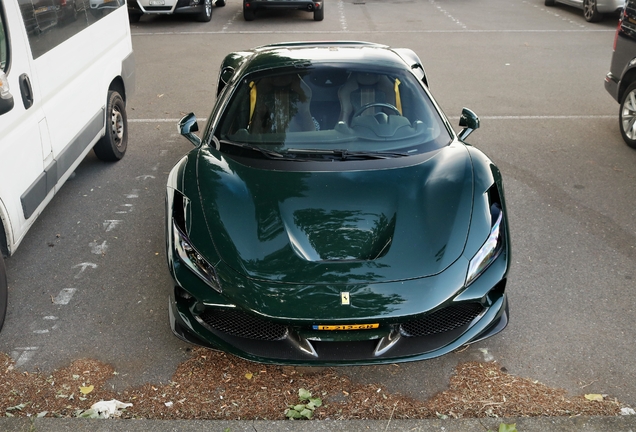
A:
12 347 38 368
89 241 108 255
53 288 77 305
131 28 614 36
103 220 123 232
115 203 134 214
33 316 60 334
136 175 156 181
72 262 97 279
131 115 614 124
126 189 140 199
338 0 347 31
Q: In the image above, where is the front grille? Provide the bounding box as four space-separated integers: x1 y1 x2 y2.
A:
199 308 288 341
400 303 483 337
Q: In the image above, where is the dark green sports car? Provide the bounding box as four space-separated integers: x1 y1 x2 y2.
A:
166 41 510 365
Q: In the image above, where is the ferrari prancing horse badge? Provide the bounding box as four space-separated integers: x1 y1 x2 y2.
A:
341 292 350 305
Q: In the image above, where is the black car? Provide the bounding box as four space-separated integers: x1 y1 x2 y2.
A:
243 0 323 21
605 0 636 148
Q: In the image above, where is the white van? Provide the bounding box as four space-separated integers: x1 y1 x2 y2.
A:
0 0 135 330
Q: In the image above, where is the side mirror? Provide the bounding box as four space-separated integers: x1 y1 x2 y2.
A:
458 107 480 141
178 113 201 147
0 73 15 116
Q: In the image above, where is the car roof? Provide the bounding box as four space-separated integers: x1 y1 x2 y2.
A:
241 41 412 74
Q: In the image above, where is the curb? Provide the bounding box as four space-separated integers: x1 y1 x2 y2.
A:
1 416 635 431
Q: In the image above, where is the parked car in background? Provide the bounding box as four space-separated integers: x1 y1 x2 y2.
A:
243 0 323 21
545 0 623 22
605 0 636 148
165 41 510 365
127 0 225 23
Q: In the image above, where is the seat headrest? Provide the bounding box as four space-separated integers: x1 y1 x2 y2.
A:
269 75 294 87
355 73 381 86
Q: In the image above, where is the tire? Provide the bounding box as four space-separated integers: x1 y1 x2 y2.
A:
94 91 128 161
69 1 78 21
314 4 324 21
0 254 8 332
129 12 142 23
196 0 212 21
243 3 255 20
619 82 636 149
216 0 225 6
583 0 602 22
544 0 555 5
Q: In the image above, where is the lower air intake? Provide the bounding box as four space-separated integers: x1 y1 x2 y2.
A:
199 308 288 341
400 303 484 337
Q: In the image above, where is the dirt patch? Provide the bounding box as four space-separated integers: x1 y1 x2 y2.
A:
0 348 623 420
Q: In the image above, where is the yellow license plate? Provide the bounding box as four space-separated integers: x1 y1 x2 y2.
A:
313 324 379 331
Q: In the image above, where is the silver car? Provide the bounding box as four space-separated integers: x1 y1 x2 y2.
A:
545 0 623 22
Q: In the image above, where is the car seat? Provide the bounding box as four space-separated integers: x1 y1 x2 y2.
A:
338 72 402 125
249 74 315 134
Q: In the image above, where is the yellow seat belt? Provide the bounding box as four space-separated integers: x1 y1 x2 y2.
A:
249 81 257 126
394 78 402 115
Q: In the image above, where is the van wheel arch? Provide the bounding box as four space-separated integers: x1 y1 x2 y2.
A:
0 253 7 331
0 219 8 258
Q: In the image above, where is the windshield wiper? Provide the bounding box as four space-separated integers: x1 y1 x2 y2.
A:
219 140 299 161
286 148 410 160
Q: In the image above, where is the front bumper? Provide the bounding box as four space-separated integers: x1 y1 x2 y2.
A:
244 0 323 11
605 72 620 102
167 247 510 365
128 0 206 15
596 0 624 14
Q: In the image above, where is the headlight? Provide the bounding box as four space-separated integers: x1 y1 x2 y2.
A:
173 221 222 293
466 204 504 287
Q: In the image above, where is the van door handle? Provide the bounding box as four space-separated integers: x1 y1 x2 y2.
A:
19 73 34 109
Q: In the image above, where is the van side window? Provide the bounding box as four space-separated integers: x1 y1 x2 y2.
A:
0 12 7 72
18 0 125 59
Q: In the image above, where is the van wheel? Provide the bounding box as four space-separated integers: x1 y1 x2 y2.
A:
216 0 225 6
544 0 555 5
619 82 636 149
94 91 128 161
0 254 8 332
314 4 324 21
197 0 212 21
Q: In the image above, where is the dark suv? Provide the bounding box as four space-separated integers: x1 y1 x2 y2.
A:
605 0 636 148
243 0 323 21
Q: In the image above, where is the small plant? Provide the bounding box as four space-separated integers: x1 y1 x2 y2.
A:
285 388 322 420
489 424 517 432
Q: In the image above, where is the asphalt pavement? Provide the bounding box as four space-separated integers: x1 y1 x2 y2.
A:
2 0 636 430
1 416 636 432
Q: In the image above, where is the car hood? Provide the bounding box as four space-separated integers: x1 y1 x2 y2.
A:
195 144 474 285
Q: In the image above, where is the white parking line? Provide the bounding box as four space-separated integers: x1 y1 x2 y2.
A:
130 115 614 124
131 29 614 36
337 0 347 31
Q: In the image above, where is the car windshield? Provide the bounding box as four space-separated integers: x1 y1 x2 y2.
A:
215 64 452 160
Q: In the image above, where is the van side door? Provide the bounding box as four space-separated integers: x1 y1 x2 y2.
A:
0 0 52 254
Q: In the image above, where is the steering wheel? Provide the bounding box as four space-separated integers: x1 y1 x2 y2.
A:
353 102 401 118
